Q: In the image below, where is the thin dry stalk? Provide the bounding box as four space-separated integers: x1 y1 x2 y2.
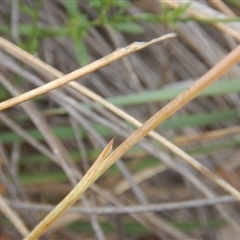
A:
0 195 29 237
25 42 240 239
8 195 237 215
94 43 240 199
206 0 236 17
24 140 114 240
0 73 106 240
0 34 176 111
0 34 212 182
175 126 240 146
2 32 240 235
0 33 232 199
115 165 168 194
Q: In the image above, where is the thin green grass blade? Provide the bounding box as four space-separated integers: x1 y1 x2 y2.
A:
109 79 240 106
1 110 238 144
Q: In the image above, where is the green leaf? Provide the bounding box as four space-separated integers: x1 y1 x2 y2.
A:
132 13 162 23
1 109 239 144
108 79 240 106
111 0 129 9
111 22 144 34
164 110 238 129
161 3 172 15
0 88 11 101
88 0 104 10
88 0 129 10
74 38 89 66
66 13 90 66
162 2 191 26
18 170 68 185
20 4 36 17
0 24 67 38
67 14 89 37
175 2 191 15
65 0 79 17
68 218 225 234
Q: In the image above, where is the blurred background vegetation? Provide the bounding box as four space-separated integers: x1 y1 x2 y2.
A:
0 0 240 239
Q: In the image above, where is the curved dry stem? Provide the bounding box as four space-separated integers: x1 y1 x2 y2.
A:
24 42 240 239
2 34 240 239
0 34 176 111
0 33 235 198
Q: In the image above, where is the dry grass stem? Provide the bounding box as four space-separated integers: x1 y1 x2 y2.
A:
23 140 114 240
115 165 168 194
25 41 240 239
87 139 114 181
2 2 240 239
0 196 29 237
175 126 240 146
9 195 236 215
0 32 233 200
0 34 218 184
95 43 240 199
2 32 240 236
206 0 236 17
0 34 176 111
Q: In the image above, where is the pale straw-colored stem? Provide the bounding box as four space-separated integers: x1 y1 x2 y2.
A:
25 42 240 239
0 34 176 111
